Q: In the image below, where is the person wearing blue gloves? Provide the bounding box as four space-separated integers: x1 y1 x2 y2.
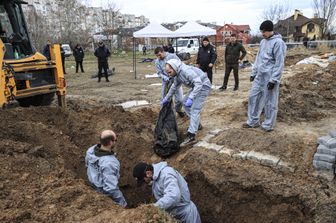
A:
133 162 201 223
243 20 286 132
85 130 127 207
155 47 185 118
162 59 211 146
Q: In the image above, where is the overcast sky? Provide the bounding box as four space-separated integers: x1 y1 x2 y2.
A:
88 0 314 33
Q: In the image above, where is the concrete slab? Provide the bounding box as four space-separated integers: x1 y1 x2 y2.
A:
329 130 336 138
232 151 249 160
209 129 224 135
145 73 159 78
313 153 336 163
277 161 296 173
317 145 336 156
194 141 223 152
246 151 265 163
259 154 280 167
326 138 336 149
318 135 332 146
313 160 335 170
219 147 235 157
202 134 215 142
118 100 150 109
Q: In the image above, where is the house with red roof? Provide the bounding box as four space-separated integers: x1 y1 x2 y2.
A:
216 24 251 44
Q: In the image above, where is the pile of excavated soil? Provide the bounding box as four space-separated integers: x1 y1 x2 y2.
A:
278 62 336 122
284 46 321 66
210 128 316 171
0 101 176 222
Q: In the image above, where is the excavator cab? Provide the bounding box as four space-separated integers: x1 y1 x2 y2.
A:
0 0 66 108
0 0 34 59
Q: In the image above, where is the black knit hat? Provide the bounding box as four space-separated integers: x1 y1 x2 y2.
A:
133 162 148 185
260 20 274 31
202 37 209 42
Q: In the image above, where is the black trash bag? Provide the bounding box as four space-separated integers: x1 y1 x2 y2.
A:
153 101 180 157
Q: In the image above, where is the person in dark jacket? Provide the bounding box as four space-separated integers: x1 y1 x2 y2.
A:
167 43 175 53
219 34 246 91
94 41 111 82
73 44 85 73
196 37 217 84
163 45 168 52
42 40 51 60
142 45 147 55
302 36 309 48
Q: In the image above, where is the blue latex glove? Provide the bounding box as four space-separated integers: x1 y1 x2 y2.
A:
184 98 193 107
161 98 168 106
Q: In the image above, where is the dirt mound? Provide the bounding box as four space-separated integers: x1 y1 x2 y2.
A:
83 204 177 223
278 63 336 122
0 102 173 222
210 128 316 171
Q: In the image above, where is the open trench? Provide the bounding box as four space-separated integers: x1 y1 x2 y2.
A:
119 153 314 223
0 102 323 222
120 167 314 223
184 172 311 223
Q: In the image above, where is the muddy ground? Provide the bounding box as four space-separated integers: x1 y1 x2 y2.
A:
1 48 336 222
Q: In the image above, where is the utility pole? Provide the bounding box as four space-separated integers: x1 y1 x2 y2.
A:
286 19 289 42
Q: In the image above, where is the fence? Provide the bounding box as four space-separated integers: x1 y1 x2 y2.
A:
247 40 336 50
307 40 336 49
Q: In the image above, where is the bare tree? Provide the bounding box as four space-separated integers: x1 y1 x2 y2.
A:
24 5 49 50
98 0 120 31
312 0 336 39
260 2 291 24
92 0 120 49
24 0 121 49
48 0 91 46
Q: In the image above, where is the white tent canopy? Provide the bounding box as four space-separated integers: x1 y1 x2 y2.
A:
132 21 216 79
133 22 174 38
172 21 216 37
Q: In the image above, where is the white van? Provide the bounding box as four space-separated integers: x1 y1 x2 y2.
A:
61 44 72 57
173 38 199 55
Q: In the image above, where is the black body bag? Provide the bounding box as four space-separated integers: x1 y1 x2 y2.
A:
153 101 180 157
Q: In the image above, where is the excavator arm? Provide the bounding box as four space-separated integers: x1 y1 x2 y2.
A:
0 39 16 108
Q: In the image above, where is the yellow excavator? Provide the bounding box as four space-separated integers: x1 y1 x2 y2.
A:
0 0 66 108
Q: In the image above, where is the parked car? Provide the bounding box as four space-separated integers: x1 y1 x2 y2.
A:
61 44 72 57
172 38 200 56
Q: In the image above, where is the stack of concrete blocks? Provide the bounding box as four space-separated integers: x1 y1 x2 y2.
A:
313 130 336 179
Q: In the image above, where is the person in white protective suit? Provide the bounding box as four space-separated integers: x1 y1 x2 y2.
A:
155 47 185 118
243 20 287 132
162 59 211 146
133 162 201 223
